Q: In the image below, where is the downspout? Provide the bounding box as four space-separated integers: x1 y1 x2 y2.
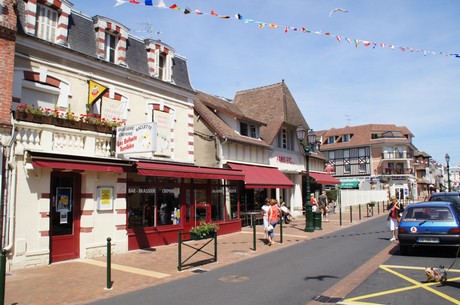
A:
218 136 227 167
3 128 16 253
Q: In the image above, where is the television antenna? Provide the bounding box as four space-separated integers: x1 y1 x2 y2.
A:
345 114 351 126
134 22 164 39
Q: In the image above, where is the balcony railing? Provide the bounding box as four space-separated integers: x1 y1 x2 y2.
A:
14 120 114 157
381 152 411 160
382 168 413 175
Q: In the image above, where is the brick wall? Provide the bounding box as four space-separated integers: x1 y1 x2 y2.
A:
0 0 17 129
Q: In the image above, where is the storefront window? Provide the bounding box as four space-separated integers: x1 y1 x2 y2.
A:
227 187 238 220
127 186 156 228
211 187 224 221
157 188 181 225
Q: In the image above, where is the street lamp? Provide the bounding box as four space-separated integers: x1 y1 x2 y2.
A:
445 153 451 192
296 125 317 232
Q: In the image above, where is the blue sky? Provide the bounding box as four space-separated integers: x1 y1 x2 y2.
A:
72 0 460 166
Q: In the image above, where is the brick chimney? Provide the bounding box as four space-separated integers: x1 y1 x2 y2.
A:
0 0 17 134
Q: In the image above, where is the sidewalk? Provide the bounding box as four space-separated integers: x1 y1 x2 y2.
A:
5 207 386 305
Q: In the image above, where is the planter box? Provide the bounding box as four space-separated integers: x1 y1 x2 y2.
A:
190 231 216 240
13 111 114 134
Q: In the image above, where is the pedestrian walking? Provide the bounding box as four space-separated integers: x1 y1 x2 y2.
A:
319 191 329 222
261 198 271 244
267 198 280 246
387 196 402 242
310 193 319 212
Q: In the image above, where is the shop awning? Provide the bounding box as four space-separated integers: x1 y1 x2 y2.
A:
136 162 245 180
32 159 131 172
227 162 294 189
29 151 132 173
308 172 341 185
339 181 360 189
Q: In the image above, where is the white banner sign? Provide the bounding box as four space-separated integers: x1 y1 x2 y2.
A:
116 123 157 154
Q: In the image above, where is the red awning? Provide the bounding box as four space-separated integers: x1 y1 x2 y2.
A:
136 162 244 180
32 160 130 173
227 162 294 189
308 172 341 185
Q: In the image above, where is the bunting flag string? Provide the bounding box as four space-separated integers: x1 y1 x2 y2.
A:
116 0 458 59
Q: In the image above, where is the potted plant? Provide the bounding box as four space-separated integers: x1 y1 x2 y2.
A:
368 201 376 207
190 221 219 240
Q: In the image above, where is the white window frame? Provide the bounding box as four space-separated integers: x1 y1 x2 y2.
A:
104 32 118 63
36 3 58 43
343 134 350 142
328 136 335 144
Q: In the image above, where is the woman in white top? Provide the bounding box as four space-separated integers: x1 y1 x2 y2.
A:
261 198 271 243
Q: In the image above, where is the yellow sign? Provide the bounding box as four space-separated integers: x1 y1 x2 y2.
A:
88 80 108 105
101 188 111 205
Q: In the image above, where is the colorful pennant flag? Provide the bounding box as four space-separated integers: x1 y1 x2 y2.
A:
115 0 458 59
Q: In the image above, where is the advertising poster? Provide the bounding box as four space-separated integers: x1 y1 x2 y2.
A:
116 122 157 154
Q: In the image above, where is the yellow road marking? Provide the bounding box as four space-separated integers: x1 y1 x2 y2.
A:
82 259 170 279
341 265 460 305
239 231 309 238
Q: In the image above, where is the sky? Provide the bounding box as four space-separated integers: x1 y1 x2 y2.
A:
72 0 460 166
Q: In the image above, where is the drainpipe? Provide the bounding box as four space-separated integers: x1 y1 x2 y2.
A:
218 137 227 167
3 130 16 253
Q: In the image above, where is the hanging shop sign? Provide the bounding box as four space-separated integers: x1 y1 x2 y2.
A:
116 122 157 154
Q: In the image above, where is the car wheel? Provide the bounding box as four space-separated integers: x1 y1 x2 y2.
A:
399 245 410 255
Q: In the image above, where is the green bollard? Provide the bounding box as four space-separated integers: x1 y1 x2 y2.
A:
106 238 112 290
350 206 353 223
305 202 314 232
0 249 7 305
178 231 182 271
252 215 256 251
279 216 283 244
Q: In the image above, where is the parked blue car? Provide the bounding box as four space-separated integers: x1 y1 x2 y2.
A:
398 201 460 255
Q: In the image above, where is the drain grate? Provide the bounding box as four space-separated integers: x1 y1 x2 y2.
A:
312 295 343 303
218 275 250 283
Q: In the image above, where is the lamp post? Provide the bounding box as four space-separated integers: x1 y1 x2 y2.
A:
296 125 317 232
445 153 451 192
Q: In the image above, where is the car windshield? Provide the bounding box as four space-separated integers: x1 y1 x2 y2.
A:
404 207 453 221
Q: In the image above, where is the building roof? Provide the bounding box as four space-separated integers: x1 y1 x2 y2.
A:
233 81 308 145
316 124 415 150
16 9 194 92
194 91 271 148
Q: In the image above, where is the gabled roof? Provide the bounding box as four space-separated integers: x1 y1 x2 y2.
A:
194 91 271 148
316 124 415 149
233 81 308 145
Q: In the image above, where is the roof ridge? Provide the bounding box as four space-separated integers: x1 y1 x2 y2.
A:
235 81 284 95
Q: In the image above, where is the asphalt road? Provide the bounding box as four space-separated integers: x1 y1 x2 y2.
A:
90 216 391 305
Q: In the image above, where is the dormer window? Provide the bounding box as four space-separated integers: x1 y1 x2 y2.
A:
158 53 166 79
36 3 58 43
328 136 335 144
240 122 257 138
24 0 72 45
145 39 174 82
104 32 118 63
93 16 129 66
343 134 350 142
